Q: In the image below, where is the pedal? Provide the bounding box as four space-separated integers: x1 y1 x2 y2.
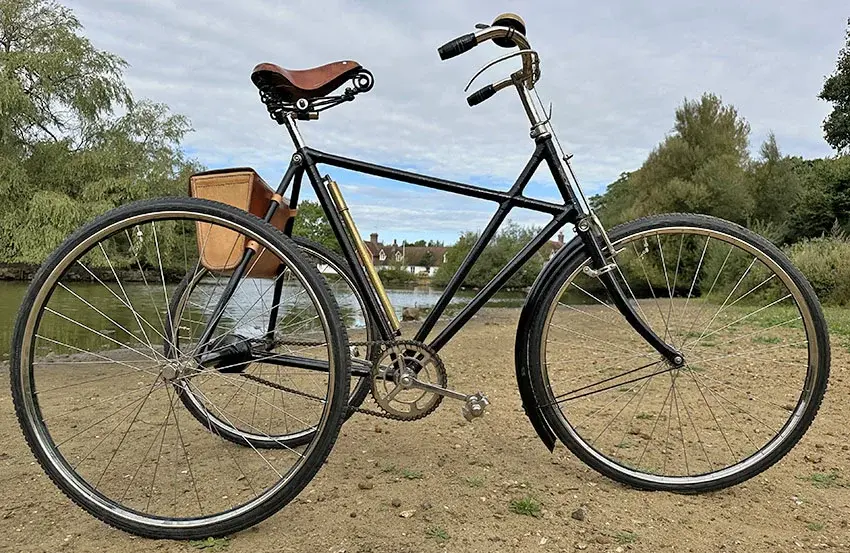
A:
461 392 490 421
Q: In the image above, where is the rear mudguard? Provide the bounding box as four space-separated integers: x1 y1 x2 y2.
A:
514 234 585 452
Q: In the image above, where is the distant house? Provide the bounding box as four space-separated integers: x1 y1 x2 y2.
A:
363 233 448 277
545 231 567 259
360 231 567 277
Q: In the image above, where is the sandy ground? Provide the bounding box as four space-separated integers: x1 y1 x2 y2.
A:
1 307 849 553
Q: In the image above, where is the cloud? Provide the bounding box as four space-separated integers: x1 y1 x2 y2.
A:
67 0 846 243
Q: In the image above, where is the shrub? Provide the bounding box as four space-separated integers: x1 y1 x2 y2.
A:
785 234 850 305
378 266 416 286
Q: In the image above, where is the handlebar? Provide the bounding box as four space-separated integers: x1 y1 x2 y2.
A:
437 33 478 60
466 85 495 107
467 77 513 107
437 23 537 106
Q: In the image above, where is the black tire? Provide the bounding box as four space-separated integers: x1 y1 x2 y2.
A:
167 237 376 449
10 197 350 538
523 213 829 492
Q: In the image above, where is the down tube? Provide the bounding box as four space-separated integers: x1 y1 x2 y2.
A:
429 210 576 352
414 145 546 341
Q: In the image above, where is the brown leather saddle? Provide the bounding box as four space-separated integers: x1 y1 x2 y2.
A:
251 60 363 102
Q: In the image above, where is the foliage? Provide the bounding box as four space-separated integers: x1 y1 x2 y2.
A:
378 264 416 286
800 470 842 488
784 229 850 305
508 496 542 517
399 468 423 480
404 239 444 247
0 0 198 264
291 199 340 253
591 91 850 247
433 221 547 289
747 133 802 234
419 249 435 269
786 155 850 240
615 531 638 545
424 526 450 542
592 94 752 228
820 18 850 154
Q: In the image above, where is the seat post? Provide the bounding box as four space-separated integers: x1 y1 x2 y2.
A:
282 113 307 151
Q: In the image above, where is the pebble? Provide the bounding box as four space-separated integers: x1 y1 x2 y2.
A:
420 502 433 511
595 535 612 544
357 481 373 490
571 507 587 521
391 498 402 508
574 542 588 550
399 509 416 518
349 512 356 518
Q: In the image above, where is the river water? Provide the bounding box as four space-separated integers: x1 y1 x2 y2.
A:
0 281 525 360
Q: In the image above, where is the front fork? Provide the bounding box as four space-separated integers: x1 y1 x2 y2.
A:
576 215 684 366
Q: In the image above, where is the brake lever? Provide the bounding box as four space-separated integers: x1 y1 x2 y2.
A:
463 49 539 92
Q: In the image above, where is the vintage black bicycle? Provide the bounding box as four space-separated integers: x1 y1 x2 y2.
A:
10 13 830 539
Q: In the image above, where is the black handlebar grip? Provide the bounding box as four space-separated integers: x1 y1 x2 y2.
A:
467 85 496 107
438 33 478 60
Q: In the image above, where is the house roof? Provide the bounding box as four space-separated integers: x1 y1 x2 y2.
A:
362 234 447 266
361 231 565 267
400 246 448 266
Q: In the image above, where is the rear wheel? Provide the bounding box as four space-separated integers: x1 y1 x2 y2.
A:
10 197 350 538
525 213 829 492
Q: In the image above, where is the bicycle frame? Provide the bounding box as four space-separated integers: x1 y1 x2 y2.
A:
199 83 682 371
294 139 577 349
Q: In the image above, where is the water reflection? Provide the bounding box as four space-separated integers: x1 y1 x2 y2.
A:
0 281 525 360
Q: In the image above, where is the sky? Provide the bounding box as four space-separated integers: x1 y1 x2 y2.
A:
67 0 847 245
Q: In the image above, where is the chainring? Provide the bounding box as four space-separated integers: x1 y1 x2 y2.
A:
370 340 447 421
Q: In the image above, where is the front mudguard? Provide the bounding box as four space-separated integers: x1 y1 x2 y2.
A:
514 234 586 452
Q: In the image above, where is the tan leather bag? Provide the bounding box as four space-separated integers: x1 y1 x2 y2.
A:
189 168 294 278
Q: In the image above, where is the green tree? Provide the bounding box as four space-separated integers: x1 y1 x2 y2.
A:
0 0 197 263
433 221 545 289
291 199 340 253
594 94 752 227
746 133 802 236
787 155 850 239
820 18 850 154
420 249 434 269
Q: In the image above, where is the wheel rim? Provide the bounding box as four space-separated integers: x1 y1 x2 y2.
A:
18 209 340 527
540 225 822 485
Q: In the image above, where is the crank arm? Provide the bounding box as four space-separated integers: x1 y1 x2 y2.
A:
407 377 490 421
408 377 468 402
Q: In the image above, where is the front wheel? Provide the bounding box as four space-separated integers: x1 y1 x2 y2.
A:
524 213 829 492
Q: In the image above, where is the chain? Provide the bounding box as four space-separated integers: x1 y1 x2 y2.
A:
243 372 414 420
269 338 397 349
252 338 445 421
